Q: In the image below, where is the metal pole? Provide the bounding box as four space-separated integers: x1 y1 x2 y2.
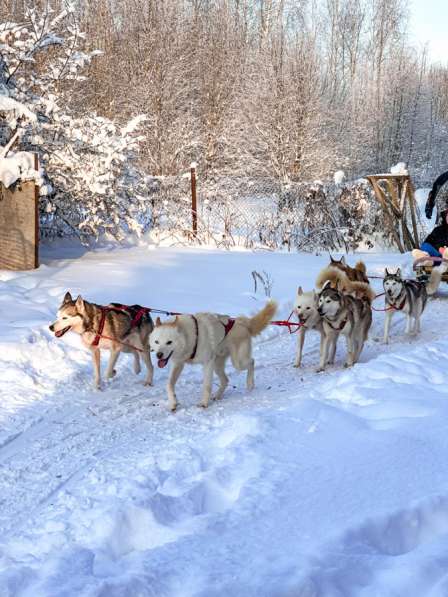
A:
191 162 197 236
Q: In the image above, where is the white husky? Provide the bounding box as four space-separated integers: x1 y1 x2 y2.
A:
293 287 324 367
150 301 277 411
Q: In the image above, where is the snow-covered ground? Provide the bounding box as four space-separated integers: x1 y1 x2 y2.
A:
2 243 448 596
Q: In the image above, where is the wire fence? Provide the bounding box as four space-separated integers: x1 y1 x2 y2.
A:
39 167 428 251
147 173 398 252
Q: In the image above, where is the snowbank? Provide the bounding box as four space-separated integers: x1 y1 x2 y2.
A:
0 244 448 595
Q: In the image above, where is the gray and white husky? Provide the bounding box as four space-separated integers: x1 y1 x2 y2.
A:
293 286 324 367
149 301 276 411
49 292 154 388
317 281 372 370
383 268 428 343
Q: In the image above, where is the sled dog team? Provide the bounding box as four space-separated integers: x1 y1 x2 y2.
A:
50 292 276 411
49 257 447 410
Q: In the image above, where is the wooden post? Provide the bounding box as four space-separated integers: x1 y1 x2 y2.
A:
366 176 405 253
0 156 39 270
190 162 197 236
407 178 420 249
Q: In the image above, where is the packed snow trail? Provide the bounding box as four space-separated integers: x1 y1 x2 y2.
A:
1 244 448 596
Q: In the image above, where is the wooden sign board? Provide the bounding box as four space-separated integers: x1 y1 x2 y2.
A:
0 180 39 270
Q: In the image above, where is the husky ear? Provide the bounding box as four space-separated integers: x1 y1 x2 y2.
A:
155 316 162 327
322 279 331 290
340 255 346 265
75 295 85 313
330 254 335 263
297 286 303 295
396 267 402 277
385 267 390 276
63 291 72 304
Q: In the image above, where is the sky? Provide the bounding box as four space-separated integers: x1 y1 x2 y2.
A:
410 0 448 63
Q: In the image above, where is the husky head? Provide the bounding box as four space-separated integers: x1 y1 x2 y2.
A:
294 286 319 325
49 292 86 337
383 268 403 299
317 280 343 318
150 317 186 368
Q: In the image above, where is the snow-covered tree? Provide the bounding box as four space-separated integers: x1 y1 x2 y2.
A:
0 3 148 242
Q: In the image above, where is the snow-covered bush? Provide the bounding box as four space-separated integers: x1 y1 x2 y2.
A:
0 4 148 242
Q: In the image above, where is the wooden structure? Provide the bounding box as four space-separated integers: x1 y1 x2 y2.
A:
0 169 39 270
366 173 420 253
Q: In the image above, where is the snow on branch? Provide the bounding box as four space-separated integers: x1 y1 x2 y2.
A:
0 4 149 242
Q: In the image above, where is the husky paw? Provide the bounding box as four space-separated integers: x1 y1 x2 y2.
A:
169 403 177 412
315 366 325 373
143 380 153 387
293 362 301 368
199 402 209 409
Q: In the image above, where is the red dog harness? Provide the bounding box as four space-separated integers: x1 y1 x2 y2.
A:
189 316 236 361
91 305 149 347
222 318 235 336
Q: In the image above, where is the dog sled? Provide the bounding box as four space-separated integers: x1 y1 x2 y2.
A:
412 254 448 284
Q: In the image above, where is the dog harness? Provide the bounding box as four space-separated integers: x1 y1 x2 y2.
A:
112 304 149 327
188 316 236 361
387 293 406 312
325 317 348 331
221 318 235 336
91 304 149 347
189 315 199 360
91 307 111 347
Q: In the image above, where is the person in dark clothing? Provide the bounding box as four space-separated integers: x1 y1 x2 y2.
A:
425 170 448 220
421 209 448 257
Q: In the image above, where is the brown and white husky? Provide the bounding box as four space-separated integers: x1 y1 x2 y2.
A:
49 292 154 389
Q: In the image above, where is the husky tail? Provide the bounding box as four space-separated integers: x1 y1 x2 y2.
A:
355 261 367 274
248 300 277 336
426 261 448 295
316 266 349 289
345 280 376 303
